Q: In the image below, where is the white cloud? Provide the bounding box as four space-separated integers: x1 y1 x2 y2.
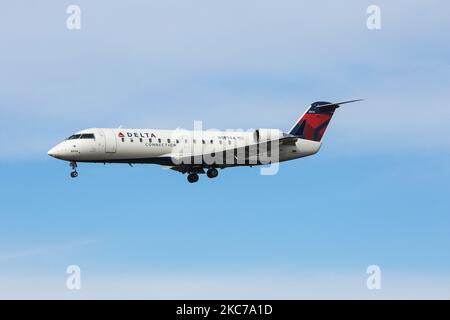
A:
0 238 104 262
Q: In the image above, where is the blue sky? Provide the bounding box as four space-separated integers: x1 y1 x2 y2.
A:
0 0 449 298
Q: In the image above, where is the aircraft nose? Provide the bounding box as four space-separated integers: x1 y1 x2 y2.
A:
48 146 60 158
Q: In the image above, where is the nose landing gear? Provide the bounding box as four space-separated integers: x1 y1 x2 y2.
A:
70 161 78 178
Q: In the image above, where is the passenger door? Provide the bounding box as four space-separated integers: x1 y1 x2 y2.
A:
103 129 117 153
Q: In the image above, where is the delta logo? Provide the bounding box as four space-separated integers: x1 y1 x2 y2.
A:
118 131 157 138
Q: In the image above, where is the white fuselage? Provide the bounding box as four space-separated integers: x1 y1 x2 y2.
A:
48 128 321 167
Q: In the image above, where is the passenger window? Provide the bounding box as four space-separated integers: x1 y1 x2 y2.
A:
228 140 231 145
184 139 188 144
176 139 179 144
167 139 171 143
140 138 143 143
149 138 152 143
202 140 205 144
130 139 134 143
210 140 213 144
219 140 223 145
158 138 161 143
121 138 125 142
193 139 196 144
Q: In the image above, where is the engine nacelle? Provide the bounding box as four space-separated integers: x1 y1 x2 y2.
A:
253 129 283 143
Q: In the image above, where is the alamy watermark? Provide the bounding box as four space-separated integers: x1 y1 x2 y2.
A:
366 5 381 30
66 5 81 30
117 122 288 175
366 265 382 290
66 265 81 290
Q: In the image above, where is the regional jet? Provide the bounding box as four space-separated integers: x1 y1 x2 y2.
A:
48 100 361 183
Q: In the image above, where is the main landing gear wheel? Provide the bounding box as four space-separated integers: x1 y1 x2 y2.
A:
207 168 218 179
187 173 199 183
70 161 78 178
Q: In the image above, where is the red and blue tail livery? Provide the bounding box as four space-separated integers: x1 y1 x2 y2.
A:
289 99 362 142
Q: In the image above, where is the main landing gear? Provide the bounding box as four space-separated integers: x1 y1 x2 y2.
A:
207 168 218 179
186 168 219 183
187 173 199 183
70 161 78 178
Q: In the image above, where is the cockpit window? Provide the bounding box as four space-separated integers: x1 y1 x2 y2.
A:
80 133 95 139
67 134 81 140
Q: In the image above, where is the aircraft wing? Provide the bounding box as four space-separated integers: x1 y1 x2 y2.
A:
166 134 298 172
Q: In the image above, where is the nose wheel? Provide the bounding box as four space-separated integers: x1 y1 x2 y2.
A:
70 161 78 178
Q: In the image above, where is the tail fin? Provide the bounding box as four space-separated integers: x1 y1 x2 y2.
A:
289 99 362 142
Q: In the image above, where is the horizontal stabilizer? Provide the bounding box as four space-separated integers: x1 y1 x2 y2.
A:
315 99 363 110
